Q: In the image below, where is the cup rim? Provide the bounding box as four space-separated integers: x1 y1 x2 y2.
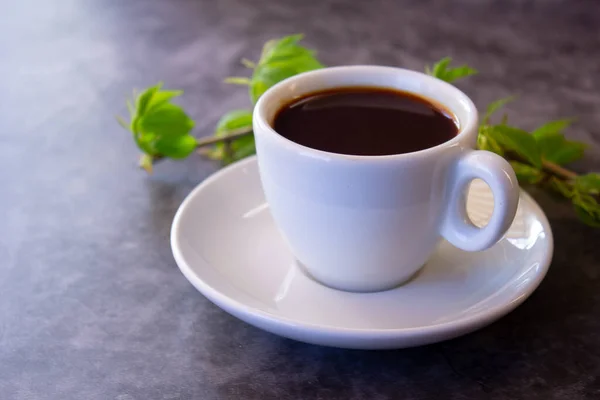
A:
253 65 479 161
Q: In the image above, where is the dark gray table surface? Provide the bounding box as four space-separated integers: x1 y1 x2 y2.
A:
2 0 600 399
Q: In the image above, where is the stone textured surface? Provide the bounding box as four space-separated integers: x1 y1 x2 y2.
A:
1 0 600 399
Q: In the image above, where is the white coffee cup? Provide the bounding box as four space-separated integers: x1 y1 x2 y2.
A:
253 66 519 292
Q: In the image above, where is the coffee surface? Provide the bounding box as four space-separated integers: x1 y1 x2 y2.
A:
273 87 458 156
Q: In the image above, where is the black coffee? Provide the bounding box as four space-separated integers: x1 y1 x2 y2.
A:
273 87 458 156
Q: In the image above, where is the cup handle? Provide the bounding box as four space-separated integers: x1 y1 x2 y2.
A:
440 150 520 252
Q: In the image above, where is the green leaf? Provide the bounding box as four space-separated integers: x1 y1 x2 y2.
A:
259 38 278 61
483 96 517 124
486 125 542 168
576 173 600 194
549 177 574 198
232 34 325 103
547 178 600 227
572 193 600 227
477 128 504 156
215 109 253 133
249 80 270 104
139 103 195 137
222 134 256 165
426 57 477 83
531 119 573 139
262 49 321 67
574 205 600 227
146 90 183 113
131 84 184 134
231 136 256 160
248 34 324 103
250 61 318 102
262 34 304 58
533 120 587 165
251 64 299 95
134 131 159 156
205 110 253 160
135 83 162 117
537 134 586 165
442 65 478 83
154 135 197 159
430 57 451 78
510 161 543 184
120 82 198 164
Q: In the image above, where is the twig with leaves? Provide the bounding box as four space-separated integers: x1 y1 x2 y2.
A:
117 34 600 227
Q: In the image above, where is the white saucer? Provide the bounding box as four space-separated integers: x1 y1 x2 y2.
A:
171 156 553 349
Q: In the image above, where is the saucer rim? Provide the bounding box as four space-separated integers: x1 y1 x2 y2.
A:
171 156 553 340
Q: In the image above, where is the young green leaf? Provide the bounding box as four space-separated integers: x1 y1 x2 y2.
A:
135 84 162 117
536 134 586 165
146 90 183 112
252 64 301 92
216 109 253 133
118 82 198 167
204 110 253 160
140 103 195 137
224 134 256 165
549 177 574 198
486 125 542 168
134 130 159 156
430 57 451 77
548 177 600 227
572 193 600 227
531 119 573 139
247 34 324 103
249 80 270 105
574 205 600 227
261 34 306 61
442 66 478 83
483 96 517 125
426 57 477 83
259 38 278 61
576 173 600 194
154 135 198 159
531 118 586 165
477 128 504 156
509 161 544 184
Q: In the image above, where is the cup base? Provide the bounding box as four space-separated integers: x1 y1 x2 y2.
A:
295 260 425 293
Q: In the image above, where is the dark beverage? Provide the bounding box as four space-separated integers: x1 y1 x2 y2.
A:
273 87 459 156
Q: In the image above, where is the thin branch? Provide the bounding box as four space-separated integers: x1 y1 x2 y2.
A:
138 127 254 169
195 127 253 147
508 151 579 181
542 159 578 180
